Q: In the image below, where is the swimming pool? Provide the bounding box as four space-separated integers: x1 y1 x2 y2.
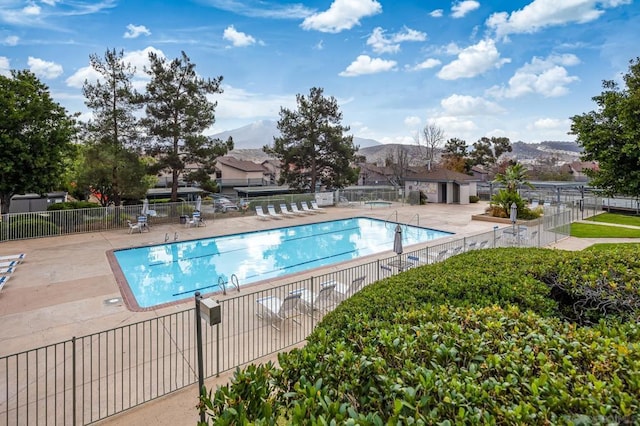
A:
111 217 452 309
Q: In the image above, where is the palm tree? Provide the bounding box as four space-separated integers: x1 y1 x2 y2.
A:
493 163 533 194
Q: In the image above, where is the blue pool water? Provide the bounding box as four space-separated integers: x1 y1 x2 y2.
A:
113 217 452 308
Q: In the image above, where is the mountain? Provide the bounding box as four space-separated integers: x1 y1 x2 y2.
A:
210 120 382 151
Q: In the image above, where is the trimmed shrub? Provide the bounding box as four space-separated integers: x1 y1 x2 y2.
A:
47 201 101 210
7 217 59 238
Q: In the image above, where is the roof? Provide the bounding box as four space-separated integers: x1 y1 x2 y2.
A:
217 156 267 173
405 167 479 184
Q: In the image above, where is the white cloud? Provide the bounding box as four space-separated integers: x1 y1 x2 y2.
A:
486 0 632 39
526 117 573 141
406 58 441 71
124 24 151 39
404 116 422 128
223 25 257 47
301 0 382 33
451 1 480 18
28 57 63 79
0 56 10 76
66 46 164 88
430 9 444 18
3 35 19 46
486 54 580 98
530 117 569 130
23 4 41 15
366 26 426 54
339 55 397 77
211 85 295 123
441 94 505 116
437 39 510 80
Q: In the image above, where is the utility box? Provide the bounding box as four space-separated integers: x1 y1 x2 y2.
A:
199 298 221 326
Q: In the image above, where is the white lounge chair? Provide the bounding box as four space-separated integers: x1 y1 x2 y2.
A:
0 253 26 263
328 276 366 302
289 283 336 316
0 260 17 269
290 203 310 215
255 205 270 220
478 240 489 250
256 293 302 330
300 202 318 214
267 205 284 219
408 248 449 265
279 203 297 217
0 266 16 275
0 275 10 292
310 201 327 213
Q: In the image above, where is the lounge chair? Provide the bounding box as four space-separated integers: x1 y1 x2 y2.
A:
255 205 270 220
267 205 284 219
309 201 327 213
466 241 478 251
328 276 366 302
380 264 393 276
290 203 310 215
530 199 539 208
408 248 449 265
255 293 302 330
300 202 318 214
478 240 489 250
0 266 16 274
289 283 336 316
0 253 26 263
127 220 142 234
279 203 297 217
0 260 17 269
0 275 10 292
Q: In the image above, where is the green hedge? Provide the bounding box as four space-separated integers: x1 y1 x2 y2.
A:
201 247 640 424
3 217 60 239
47 201 101 210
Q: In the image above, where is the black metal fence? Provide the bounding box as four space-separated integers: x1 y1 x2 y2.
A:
0 207 574 425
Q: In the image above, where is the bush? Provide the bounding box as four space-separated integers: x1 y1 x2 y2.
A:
7 217 59 238
201 247 640 424
47 201 101 211
469 195 480 203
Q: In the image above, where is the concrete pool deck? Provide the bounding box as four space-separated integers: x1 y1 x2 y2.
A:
0 201 585 425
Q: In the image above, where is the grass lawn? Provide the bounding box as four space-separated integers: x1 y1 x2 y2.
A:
587 212 640 226
586 242 640 251
571 222 640 238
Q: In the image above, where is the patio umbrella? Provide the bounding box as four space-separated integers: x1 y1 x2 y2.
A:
195 195 202 212
393 224 403 255
142 198 149 216
509 202 517 224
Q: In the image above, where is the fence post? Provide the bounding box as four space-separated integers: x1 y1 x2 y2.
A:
72 336 77 426
310 276 315 329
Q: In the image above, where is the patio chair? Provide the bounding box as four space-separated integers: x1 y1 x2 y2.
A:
0 260 17 269
267 205 284 219
0 275 10 292
289 283 336 316
380 264 393 276
329 275 367 302
409 248 449 265
137 215 150 232
279 203 297 217
290 203 311 215
127 220 142 234
309 201 327 213
255 205 270 220
186 211 205 227
300 202 318 214
0 266 16 275
0 253 26 263
255 293 302 330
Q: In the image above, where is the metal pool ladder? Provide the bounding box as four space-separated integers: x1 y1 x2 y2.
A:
218 274 240 295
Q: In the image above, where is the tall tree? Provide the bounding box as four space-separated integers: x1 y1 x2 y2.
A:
143 51 232 201
384 145 410 187
82 49 146 205
417 123 444 170
265 87 359 192
469 136 512 167
441 138 469 173
0 70 77 213
570 57 640 198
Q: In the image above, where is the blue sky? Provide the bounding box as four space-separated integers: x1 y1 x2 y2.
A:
1 0 638 145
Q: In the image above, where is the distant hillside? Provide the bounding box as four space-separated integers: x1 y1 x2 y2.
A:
211 120 382 151
511 141 582 162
